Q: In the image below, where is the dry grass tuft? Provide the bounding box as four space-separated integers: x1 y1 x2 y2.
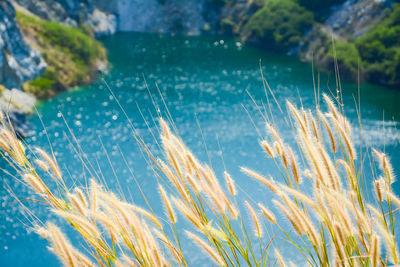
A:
0 86 399 267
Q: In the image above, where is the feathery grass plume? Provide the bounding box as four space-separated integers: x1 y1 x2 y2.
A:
336 159 354 179
322 93 340 121
171 196 202 228
302 109 310 132
372 148 395 184
0 137 11 154
115 255 138 267
132 205 163 229
374 180 383 203
159 118 171 139
241 167 278 193
273 141 283 156
35 159 49 172
310 112 321 142
370 234 380 267
386 191 400 208
202 222 228 242
323 93 352 136
186 173 202 193
317 109 337 153
224 171 237 196
281 185 316 208
288 147 301 186
280 192 321 247
54 210 101 239
92 212 120 240
1 128 26 164
287 101 307 134
281 145 289 168
261 140 275 158
245 200 263 238
153 228 184 263
266 123 284 147
159 184 177 223
272 199 303 235
199 176 227 214
36 147 62 180
67 192 87 216
185 230 225 266
74 188 88 208
298 129 329 187
368 204 399 264
332 118 356 160
258 203 277 224
40 223 96 267
274 249 286 267
317 144 341 190
23 173 46 194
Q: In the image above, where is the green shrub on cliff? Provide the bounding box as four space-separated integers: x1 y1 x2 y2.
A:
15 11 106 98
328 41 361 76
298 0 346 19
242 0 314 50
356 4 400 86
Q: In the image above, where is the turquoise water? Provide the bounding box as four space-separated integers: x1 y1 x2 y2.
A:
1 32 400 266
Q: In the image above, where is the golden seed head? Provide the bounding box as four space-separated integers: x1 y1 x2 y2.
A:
258 203 276 224
261 140 275 158
241 167 278 193
35 159 49 172
185 230 225 266
23 173 46 194
245 200 263 238
159 184 177 224
224 171 237 196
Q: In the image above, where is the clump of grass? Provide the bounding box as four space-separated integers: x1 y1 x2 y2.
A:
0 82 399 266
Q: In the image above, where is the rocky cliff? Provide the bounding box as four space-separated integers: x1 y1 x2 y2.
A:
11 0 216 36
0 1 45 89
0 1 45 137
299 0 395 83
117 0 211 34
12 0 117 37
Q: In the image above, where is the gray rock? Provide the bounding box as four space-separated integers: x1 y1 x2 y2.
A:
12 0 118 36
325 0 393 38
12 0 213 35
0 1 46 89
117 0 208 35
87 8 117 37
0 88 36 138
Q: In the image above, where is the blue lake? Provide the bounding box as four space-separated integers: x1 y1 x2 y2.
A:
1 32 399 266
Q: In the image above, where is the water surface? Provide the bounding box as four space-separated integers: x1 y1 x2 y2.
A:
1 32 400 266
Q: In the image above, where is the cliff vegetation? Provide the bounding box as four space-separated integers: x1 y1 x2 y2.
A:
16 11 107 98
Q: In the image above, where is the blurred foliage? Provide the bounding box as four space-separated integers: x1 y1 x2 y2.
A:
298 0 346 20
16 11 106 98
328 41 361 76
356 4 400 86
242 0 314 50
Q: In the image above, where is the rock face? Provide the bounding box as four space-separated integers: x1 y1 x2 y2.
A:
299 0 394 78
325 0 393 38
0 1 45 89
12 0 217 35
117 0 209 34
0 88 36 137
12 0 117 37
87 8 117 37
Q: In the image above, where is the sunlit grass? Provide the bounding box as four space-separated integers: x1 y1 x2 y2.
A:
0 76 399 266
